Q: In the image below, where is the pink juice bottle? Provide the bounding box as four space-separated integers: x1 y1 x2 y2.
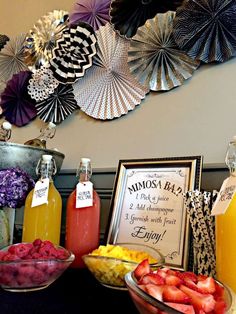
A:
65 158 101 268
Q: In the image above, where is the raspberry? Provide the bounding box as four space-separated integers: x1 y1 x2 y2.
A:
16 274 28 286
12 243 33 258
56 248 69 260
33 238 43 247
31 269 46 284
3 253 21 261
18 265 35 277
0 251 7 261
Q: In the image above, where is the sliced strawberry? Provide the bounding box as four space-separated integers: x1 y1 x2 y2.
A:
184 278 199 291
165 274 183 287
139 272 165 285
197 274 208 281
177 271 198 283
160 267 170 273
213 299 227 314
166 269 179 276
145 283 164 301
213 283 225 300
197 277 216 294
163 285 190 304
156 269 168 279
180 284 216 313
165 302 195 314
134 259 150 280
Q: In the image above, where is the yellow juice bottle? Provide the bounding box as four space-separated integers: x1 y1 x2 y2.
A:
215 136 236 293
216 197 236 293
22 155 62 245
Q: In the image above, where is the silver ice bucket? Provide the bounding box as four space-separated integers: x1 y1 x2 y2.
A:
0 142 65 181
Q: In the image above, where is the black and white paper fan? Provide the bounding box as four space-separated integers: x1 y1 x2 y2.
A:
49 22 97 84
24 10 68 68
35 84 79 124
128 11 200 91
173 0 236 63
0 34 9 51
73 23 148 120
110 0 184 38
0 34 28 83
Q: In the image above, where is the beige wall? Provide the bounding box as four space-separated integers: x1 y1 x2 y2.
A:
1 0 236 170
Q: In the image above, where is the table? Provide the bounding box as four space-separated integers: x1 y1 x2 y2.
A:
0 268 139 314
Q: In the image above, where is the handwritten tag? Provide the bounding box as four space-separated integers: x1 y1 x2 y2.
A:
31 178 49 207
76 181 93 208
211 176 236 216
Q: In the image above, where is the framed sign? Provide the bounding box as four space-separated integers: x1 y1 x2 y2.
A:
106 156 202 270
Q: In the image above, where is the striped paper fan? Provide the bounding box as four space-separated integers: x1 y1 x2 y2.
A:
128 11 200 91
110 0 184 38
35 84 79 124
49 22 97 84
0 34 28 83
173 0 236 63
73 23 148 120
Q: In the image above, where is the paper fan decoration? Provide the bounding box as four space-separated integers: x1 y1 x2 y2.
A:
0 71 37 127
35 84 79 124
73 23 148 120
128 11 200 91
110 0 184 38
28 67 59 102
173 0 236 63
0 34 28 83
24 10 68 68
69 0 111 31
49 22 97 84
0 34 9 50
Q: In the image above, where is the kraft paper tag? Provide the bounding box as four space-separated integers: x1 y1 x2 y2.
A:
76 181 93 208
31 178 49 207
211 176 236 216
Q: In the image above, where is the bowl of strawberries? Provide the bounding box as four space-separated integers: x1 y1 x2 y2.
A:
125 259 234 314
0 239 75 292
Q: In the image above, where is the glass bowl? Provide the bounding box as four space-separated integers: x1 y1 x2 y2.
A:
0 242 75 292
125 270 235 314
82 243 165 290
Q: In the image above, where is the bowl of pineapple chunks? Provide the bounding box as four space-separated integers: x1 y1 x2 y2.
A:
82 243 165 290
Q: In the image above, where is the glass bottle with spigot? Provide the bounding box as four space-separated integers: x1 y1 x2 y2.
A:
65 158 101 268
215 136 236 293
0 121 12 142
22 154 62 245
24 122 56 149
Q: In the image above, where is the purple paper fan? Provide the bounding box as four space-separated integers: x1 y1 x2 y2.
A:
35 84 79 124
0 71 37 127
69 0 111 30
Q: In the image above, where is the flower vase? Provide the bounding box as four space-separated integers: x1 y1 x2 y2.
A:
3 207 16 245
0 209 10 248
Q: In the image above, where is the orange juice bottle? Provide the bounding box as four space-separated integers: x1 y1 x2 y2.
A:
22 155 62 245
65 158 100 268
215 136 236 293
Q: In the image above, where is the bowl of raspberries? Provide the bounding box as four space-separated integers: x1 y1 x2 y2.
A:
0 239 75 292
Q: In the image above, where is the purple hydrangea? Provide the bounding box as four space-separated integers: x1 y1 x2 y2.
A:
0 167 35 208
